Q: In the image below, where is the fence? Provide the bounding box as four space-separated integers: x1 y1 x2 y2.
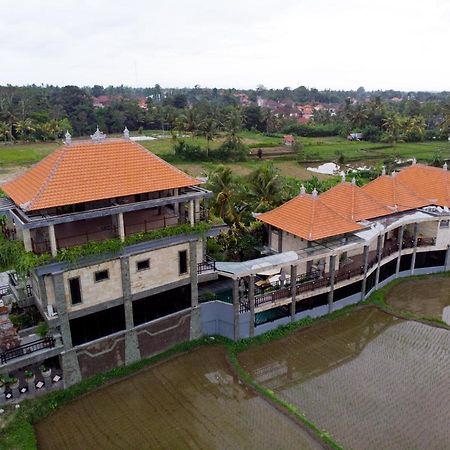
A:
0 336 55 364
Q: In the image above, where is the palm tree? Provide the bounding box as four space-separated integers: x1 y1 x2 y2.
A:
0 122 12 143
199 116 219 158
224 108 244 144
382 113 403 145
14 118 37 141
181 108 199 134
246 162 284 212
439 102 450 134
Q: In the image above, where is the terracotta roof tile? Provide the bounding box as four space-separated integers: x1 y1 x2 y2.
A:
258 193 364 241
2 139 200 211
320 181 392 221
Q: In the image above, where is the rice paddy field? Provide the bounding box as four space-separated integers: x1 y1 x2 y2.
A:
239 307 450 450
35 346 321 450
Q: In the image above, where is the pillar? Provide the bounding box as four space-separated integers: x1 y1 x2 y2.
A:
248 275 255 337
445 245 450 271
194 198 201 222
360 245 369 300
48 224 57 257
22 228 32 252
290 264 297 321
395 225 404 275
53 272 82 386
327 255 336 313
117 212 125 242
375 234 383 288
188 200 195 227
278 230 283 252
411 223 419 274
179 203 186 224
174 188 180 215
232 278 240 341
120 256 140 365
189 241 201 340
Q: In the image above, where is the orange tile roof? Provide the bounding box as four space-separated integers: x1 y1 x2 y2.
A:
258 193 364 241
320 181 392 221
2 139 200 211
395 164 450 207
362 173 429 212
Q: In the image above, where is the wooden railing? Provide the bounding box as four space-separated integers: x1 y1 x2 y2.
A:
0 336 55 364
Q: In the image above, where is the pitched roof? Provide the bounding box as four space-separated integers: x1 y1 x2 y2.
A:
2 139 200 211
395 164 450 207
320 181 392 221
258 193 364 241
362 173 429 212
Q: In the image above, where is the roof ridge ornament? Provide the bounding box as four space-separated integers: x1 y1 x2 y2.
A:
300 184 306 196
351 177 356 185
312 188 318 198
444 162 448 171
391 171 397 177
123 126 130 140
64 130 72 145
341 171 346 182
381 166 386 176
412 157 417 165
90 126 106 143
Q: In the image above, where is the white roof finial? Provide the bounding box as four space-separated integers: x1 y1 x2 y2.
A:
64 130 72 145
412 157 417 165
90 126 106 143
300 184 306 196
123 126 130 139
381 166 386 176
444 162 448 171
341 171 346 182
312 188 318 198
391 171 397 178
351 177 356 185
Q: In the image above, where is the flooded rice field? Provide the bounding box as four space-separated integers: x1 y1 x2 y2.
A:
239 308 450 450
35 346 321 450
386 276 450 324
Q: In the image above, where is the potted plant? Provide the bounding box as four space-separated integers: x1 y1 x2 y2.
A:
25 369 35 383
7 376 19 389
40 365 51 378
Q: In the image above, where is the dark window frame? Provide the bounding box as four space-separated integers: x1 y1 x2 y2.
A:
94 269 109 283
179 250 188 275
69 277 82 305
137 259 150 271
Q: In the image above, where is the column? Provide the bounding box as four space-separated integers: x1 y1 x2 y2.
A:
22 228 32 252
53 272 82 387
395 225 404 275
194 198 201 222
411 223 419 274
117 212 125 242
277 230 283 252
360 245 369 300
48 224 57 257
232 278 240 341
179 202 186 224
174 188 180 215
120 257 140 365
445 245 450 271
327 255 336 313
248 275 255 337
375 234 383 288
188 200 195 227
290 264 297 321
189 241 201 340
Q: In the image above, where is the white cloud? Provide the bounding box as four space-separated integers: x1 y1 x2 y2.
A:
1 0 449 90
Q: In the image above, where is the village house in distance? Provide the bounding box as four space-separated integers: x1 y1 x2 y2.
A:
1 128 450 397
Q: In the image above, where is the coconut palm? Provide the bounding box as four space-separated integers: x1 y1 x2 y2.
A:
224 108 244 145
0 122 12 143
14 118 37 141
382 113 403 145
199 116 219 158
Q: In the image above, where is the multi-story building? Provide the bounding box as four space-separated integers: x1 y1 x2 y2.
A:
0 129 215 388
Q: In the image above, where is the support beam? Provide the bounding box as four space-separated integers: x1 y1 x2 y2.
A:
189 241 201 340
174 189 180 215
48 224 57 257
290 264 297 321
278 230 283 253
22 228 32 252
360 245 369 300
117 212 125 242
188 200 195 227
248 275 255 338
327 255 336 313
375 234 383 288
411 223 419 274
395 225 404 275
232 278 240 341
194 198 201 222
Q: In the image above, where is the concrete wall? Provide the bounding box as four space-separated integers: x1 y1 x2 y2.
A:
200 301 234 339
436 221 450 248
128 242 191 295
280 231 308 252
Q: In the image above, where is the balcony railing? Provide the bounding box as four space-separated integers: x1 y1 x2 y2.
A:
124 215 179 236
417 237 436 247
197 256 216 274
0 336 55 365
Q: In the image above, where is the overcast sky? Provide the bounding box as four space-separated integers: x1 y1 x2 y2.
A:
1 0 449 91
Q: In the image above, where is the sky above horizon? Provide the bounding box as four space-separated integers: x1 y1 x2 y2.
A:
2 0 450 92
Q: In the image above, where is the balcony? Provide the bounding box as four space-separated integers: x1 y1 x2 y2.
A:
197 256 216 274
0 336 56 365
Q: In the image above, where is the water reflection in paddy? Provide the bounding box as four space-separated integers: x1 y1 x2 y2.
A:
35 346 321 450
386 276 450 324
239 308 450 450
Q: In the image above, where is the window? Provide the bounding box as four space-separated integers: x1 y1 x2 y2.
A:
440 220 449 228
94 270 109 282
69 277 82 305
179 250 188 274
137 259 150 271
